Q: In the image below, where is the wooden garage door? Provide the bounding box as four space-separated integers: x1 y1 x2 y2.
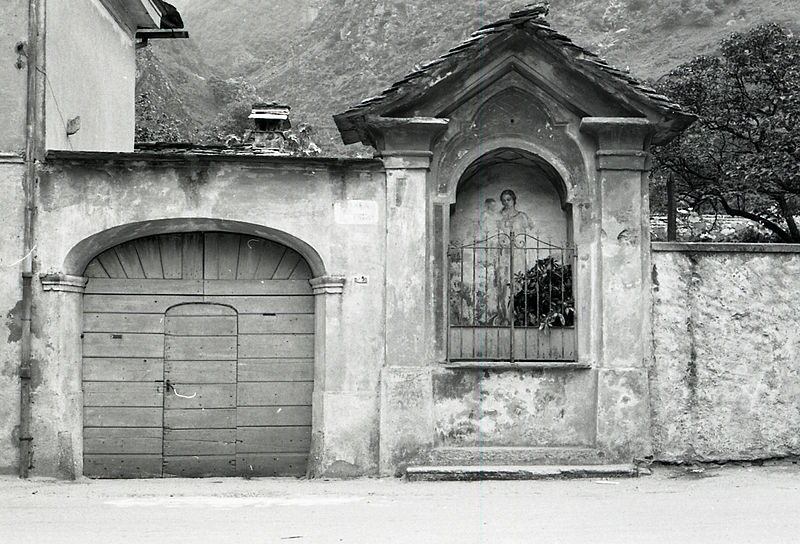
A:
82 232 314 478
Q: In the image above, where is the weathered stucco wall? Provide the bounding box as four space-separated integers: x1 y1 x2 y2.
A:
433 368 596 447
650 245 800 462
0 160 26 474
45 0 136 152
0 0 29 154
17 153 387 477
0 1 29 474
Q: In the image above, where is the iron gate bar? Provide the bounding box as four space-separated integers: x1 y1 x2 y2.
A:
447 230 576 362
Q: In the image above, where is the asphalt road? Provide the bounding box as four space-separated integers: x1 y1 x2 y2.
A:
1 463 799 543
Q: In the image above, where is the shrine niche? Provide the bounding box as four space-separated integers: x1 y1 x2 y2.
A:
448 149 575 362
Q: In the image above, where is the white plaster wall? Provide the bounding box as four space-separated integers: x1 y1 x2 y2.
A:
45 0 136 152
0 0 29 154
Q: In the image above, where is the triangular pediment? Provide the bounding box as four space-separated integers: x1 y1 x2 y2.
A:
334 7 694 147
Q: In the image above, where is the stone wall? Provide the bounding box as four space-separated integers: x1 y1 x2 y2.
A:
650 243 800 462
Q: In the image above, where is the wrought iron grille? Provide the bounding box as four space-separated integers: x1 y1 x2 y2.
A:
448 231 576 362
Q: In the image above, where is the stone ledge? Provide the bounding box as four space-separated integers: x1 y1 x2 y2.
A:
405 464 638 481
442 361 590 370
425 446 608 466
652 242 800 253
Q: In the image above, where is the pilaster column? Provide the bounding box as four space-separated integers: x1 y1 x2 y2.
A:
580 117 654 461
365 116 448 474
29 274 87 478
308 275 346 476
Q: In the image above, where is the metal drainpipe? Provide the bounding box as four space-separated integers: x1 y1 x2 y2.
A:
19 0 43 478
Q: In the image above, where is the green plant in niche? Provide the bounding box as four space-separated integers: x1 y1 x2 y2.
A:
513 256 574 329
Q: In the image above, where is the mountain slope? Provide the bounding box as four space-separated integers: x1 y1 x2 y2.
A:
137 0 800 155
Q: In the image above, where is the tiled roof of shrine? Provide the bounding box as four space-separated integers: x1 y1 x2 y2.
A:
334 5 695 145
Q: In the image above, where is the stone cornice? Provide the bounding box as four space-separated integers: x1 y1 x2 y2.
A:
40 274 88 293
310 276 346 295
595 149 649 171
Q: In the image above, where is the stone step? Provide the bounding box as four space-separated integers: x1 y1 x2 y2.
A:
424 446 612 466
405 464 638 482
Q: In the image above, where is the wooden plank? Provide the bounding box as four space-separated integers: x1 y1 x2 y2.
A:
473 328 490 358
83 313 165 334
236 426 312 453
84 428 162 455
163 384 236 409
461 328 474 359
134 237 164 279
165 360 236 383
215 233 242 280
159 234 183 279
238 334 314 359
497 328 511 359
237 406 311 427
84 260 109 278
165 303 236 317
164 409 236 429
253 241 287 280
239 314 314 334
237 453 308 477
165 316 237 336
114 244 146 279
162 456 236 478
84 407 162 427
237 360 314 382
83 332 164 358
203 279 311 296
236 236 262 280
84 382 161 407
84 455 162 478
289 259 313 280
165 335 237 360
85 279 203 295
163 429 236 455
97 249 126 279
273 250 303 280
203 295 314 314
237 382 313 406
203 233 220 280
84 294 204 313
83 358 163 381
182 232 204 280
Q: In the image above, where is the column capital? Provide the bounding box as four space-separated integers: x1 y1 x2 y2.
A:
364 116 449 170
580 117 654 148
310 275 346 295
40 274 87 293
580 117 655 171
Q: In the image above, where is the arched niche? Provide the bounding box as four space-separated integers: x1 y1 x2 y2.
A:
446 148 576 362
450 147 573 248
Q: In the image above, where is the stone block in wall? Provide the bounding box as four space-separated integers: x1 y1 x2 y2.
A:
379 367 434 476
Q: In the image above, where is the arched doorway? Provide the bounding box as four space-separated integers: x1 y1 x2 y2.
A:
82 232 314 478
447 148 576 362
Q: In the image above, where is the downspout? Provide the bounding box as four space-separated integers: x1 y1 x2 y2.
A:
19 0 44 478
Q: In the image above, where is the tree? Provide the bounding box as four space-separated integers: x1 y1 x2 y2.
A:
651 24 800 242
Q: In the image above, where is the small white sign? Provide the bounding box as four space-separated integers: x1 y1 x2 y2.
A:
334 200 379 225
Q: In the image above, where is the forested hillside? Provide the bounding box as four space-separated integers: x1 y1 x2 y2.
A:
137 0 800 155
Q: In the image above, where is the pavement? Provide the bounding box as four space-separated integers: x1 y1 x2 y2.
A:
1 462 799 543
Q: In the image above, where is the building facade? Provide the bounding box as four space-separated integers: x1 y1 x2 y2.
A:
3 2 798 480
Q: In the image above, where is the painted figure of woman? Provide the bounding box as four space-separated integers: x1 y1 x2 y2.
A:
495 189 533 325
498 189 533 235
